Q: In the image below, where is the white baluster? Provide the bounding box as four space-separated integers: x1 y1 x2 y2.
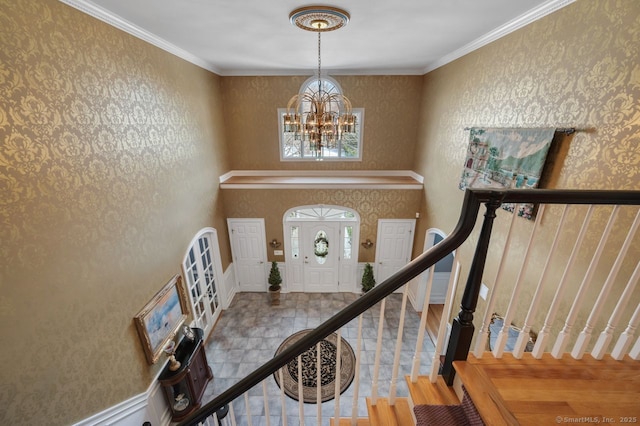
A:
533 206 594 358
514 205 570 358
389 285 409 403
229 400 237 426
430 260 461 382
494 204 546 358
244 392 253 426
552 206 620 358
262 381 271 426
317 341 322 426
278 368 287 426
410 265 434 382
474 204 520 358
212 411 219 426
611 302 640 360
370 297 386 404
334 328 342 422
572 208 638 359
298 354 304 423
593 262 640 359
351 314 364 425
630 336 640 360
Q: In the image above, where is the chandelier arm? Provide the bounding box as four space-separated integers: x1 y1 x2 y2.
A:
286 94 301 112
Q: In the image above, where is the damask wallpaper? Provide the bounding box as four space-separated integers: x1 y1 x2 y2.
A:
221 75 424 170
2 0 639 424
0 0 230 424
222 189 422 264
414 0 639 347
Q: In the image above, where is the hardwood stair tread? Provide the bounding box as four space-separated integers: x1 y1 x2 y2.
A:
366 397 414 426
406 375 460 406
330 418 371 426
454 352 640 426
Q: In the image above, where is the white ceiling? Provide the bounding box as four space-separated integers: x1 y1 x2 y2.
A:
63 0 573 76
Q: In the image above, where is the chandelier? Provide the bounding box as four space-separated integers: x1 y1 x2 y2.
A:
283 6 357 159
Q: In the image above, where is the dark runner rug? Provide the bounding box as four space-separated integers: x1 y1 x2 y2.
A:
273 329 356 403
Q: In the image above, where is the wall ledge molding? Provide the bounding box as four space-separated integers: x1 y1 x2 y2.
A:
219 170 424 190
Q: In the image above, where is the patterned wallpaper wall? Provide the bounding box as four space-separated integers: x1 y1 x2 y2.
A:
221 75 424 170
0 0 230 424
222 189 422 264
1 0 638 423
414 0 639 345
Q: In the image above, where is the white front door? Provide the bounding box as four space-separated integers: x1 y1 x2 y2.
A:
227 219 268 292
182 228 224 339
375 219 416 288
304 222 339 292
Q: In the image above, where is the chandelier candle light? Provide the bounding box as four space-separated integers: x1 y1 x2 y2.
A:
283 6 356 159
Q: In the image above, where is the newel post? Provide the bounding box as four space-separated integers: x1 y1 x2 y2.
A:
441 193 503 385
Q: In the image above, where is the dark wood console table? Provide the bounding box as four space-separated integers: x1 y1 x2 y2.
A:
158 328 213 422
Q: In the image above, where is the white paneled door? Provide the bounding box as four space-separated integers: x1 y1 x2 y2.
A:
283 205 360 293
375 219 416 287
304 222 339 292
227 219 268 292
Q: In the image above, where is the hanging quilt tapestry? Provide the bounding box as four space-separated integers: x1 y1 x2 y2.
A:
459 127 556 219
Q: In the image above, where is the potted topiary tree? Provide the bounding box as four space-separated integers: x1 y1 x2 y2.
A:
361 263 376 294
268 261 282 306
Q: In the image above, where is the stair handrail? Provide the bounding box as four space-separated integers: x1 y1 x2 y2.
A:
178 189 640 425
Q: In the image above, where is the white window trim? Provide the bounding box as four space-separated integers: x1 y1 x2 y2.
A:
278 76 364 162
278 108 364 162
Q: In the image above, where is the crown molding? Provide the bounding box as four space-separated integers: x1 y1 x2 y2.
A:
59 0 222 75
423 0 575 73
61 0 573 77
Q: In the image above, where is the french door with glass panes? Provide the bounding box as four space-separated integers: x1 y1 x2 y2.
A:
182 229 223 338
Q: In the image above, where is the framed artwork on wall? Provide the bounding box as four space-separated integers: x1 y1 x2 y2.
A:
134 274 190 364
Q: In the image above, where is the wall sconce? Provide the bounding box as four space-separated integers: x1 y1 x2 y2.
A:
269 239 281 249
361 239 374 249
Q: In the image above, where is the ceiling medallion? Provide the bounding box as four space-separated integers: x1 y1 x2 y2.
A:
289 6 350 32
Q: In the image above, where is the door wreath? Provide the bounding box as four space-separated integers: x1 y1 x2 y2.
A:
314 235 329 257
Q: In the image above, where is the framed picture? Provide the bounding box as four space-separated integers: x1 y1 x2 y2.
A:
134 275 190 364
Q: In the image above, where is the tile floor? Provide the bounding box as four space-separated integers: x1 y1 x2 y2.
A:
201 292 437 425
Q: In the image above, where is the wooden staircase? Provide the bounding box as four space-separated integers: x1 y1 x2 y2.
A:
331 375 459 425
332 352 640 426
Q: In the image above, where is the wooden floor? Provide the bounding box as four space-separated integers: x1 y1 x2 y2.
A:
454 353 640 426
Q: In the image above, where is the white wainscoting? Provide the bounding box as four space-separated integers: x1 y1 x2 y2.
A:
222 263 238 309
74 374 170 426
227 261 366 294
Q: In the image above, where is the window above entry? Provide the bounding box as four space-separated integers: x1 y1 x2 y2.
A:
279 76 364 162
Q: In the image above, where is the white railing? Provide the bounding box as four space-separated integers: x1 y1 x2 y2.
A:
475 204 640 363
182 191 639 426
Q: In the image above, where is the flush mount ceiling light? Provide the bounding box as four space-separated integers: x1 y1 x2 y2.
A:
283 6 356 160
